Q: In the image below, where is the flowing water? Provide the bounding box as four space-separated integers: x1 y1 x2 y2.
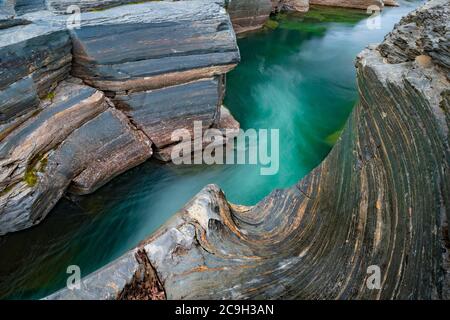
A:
0 1 422 299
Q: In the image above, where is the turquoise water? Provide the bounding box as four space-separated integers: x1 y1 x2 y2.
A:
0 2 422 299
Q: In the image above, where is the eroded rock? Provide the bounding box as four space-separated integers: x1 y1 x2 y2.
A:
0 79 108 234
0 21 71 123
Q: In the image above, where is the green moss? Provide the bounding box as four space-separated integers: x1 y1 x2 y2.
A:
23 156 48 187
24 167 38 187
325 129 343 146
304 5 369 24
43 91 56 101
264 19 279 30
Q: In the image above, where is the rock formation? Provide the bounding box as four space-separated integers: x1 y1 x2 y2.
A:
0 1 240 235
309 0 384 10
48 0 449 300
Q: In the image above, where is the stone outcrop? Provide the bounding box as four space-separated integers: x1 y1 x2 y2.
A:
227 0 274 34
309 0 384 10
274 0 309 12
0 21 71 124
0 1 240 235
48 0 449 300
69 1 239 154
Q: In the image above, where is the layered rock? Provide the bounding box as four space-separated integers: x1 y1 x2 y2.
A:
0 21 71 124
227 0 274 34
0 78 153 235
69 1 239 156
0 1 240 235
48 0 449 300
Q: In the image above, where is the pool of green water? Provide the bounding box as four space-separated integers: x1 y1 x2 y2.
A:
0 1 422 299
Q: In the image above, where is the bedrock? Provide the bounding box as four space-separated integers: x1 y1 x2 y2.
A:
69 1 239 153
0 79 153 235
48 0 449 300
0 22 71 124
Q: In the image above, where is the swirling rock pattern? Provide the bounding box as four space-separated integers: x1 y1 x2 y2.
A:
48 0 449 300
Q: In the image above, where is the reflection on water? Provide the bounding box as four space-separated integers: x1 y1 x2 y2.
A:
0 1 423 299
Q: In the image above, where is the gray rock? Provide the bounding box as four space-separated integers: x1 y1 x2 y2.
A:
68 1 239 92
309 0 384 10
115 79 220 149
45 250 142 300
227 0 273 34
0 21 71 123
0 80 108 235
68 107 153 195
379 0 449 77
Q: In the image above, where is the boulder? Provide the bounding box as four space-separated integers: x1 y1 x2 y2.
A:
227 0 273 34
309 0 384 10
0 78 153 234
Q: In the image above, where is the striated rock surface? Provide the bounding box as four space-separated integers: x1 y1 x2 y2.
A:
48 0 449 300
0 22 71 124
69 1 239 158
14 0 46 14
379 0 449 78
0 78 153 234
0 80 108 234
277 0 310 12
227 0 273 34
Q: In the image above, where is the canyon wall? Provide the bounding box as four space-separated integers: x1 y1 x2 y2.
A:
0 1 240 235
48 0 449 300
